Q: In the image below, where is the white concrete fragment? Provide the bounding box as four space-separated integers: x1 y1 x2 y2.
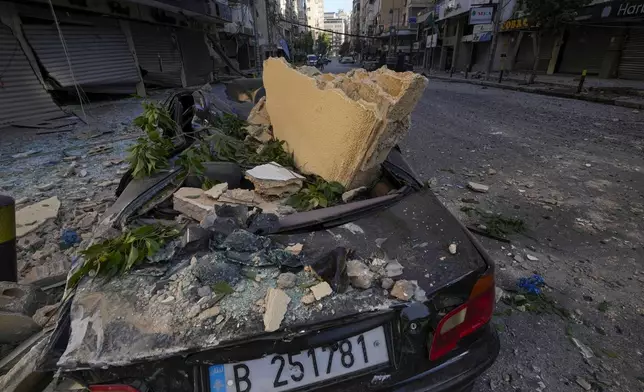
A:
204 182 229 200
263 288 291 332
15 197 61 238
448 243 457 255
467 182 489 193
245 162 304 197
310 282 333 300
284 243 303 255
173 187 215 222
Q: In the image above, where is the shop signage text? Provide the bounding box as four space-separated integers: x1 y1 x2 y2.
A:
500 17 537 31
575 0 644 21
473 24 493 33
469 6 494 24
426 34 438 48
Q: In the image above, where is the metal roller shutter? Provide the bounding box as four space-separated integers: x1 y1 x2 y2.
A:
177 29 213 86
132 23 183 87
618 29 644 81
514 33 555 72
24 24 139 91
0 26 61 126
559 26 612 75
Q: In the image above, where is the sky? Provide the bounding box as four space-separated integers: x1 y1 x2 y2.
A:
324 0 352 13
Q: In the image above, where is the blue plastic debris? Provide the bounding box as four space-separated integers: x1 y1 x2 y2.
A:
60 229 81 249
518 274 545 295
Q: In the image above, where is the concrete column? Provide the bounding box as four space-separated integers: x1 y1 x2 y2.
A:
507 31 524 71
0 3 48 90
119 20 146 97
547 30 565 75
452 18 463 71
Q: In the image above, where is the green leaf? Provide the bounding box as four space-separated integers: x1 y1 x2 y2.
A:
212 281 235 295
126 246 139 270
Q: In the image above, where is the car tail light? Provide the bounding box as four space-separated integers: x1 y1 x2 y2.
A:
89 385 140 392
428 273 495 361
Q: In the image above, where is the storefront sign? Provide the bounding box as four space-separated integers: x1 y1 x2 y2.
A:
469 6 494 24
473 32 493 42
426 34 438 48
576 0 644 20
473 23 493 33
409 16 417 24
500 17 537 31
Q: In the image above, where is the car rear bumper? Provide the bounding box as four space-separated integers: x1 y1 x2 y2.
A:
387 324 500 392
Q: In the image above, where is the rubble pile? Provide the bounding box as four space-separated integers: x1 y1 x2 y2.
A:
262 58 427 188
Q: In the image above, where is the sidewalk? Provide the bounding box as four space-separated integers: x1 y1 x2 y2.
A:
416 69 644 109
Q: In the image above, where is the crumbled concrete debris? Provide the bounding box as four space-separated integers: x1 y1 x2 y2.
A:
218 189 262 206
390 280 416 301
173 187 215 222
263 57 427 187
245 162 304 197
32 303 59 328
15 196 61 237
247 96 271 126
215 314 225 324
526 254 539 261
301 293 316 305
245 124 273 143
467 181 489 193
205 182 229 200
495 287 507 303
192 254 243 286
284 243 303 255
0 282 43 316
571 337 594 359
310 281 333 300
448 243 457 255
342 186 367 203
488 168 497 175
385 261 404 277
0 312 41 343
35 182 56 191
276 272 297 289
347 259 375 289
341 222 364 235
21 258 69 287
263 288 291 332
381 278 394 290
0 335 49 392
197 286 213 298
370 258 388 273
198 306 221 321
576 376 592 391
11 149 40 159
414 284 427 302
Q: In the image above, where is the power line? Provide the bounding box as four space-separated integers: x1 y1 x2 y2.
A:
278 18 383 39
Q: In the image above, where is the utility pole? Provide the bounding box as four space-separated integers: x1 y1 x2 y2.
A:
485 0 503 80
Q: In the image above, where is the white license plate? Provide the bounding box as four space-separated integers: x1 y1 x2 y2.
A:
209 326 389 392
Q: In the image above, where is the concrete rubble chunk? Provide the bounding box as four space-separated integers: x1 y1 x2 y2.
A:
245 124 273 143
247 96 271 126
0 335 50 392
467 182 489 193
198 306 221 321
301 293 316 305
21 258 70 287
0 282 44 316
448 243 457 255
32 303 59 328
173 187 215 222
284 243 303 255
263 58 427 187
347 259 375 289
385 261 404 277
276 272 297 289
204 182 229 200
263 288 291 332
218 189 262 206
390 280 416 301
381 278 394 290
342 186 367 203
0 312 41 343
245 162 304 197
310 281 333 300
15 196 61 238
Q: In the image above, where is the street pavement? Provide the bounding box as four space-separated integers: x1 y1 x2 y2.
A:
325 62 644 390
404 80 644 391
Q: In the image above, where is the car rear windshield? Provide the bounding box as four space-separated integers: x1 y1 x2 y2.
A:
307 55 317 61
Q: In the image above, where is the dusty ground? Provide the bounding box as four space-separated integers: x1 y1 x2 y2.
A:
1 63 643 391
403 79 644 392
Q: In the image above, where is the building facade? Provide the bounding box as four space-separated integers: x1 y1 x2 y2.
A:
324 10 349 55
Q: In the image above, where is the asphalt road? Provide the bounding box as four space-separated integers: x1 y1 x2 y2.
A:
327 62 644 391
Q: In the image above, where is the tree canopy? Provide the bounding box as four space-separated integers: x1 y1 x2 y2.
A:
518 0 592 30
339 41 350 56
316 33 332 54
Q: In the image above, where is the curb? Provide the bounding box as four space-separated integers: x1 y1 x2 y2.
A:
426 75 644 110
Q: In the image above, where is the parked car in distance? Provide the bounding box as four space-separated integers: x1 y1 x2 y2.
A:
306 54 318 66
321 56 331 64
339 56 355 64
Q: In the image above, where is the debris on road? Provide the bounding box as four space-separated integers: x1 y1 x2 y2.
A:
467 181 490 193
245 162 304 197
263 288 291 332
517 274 545 295
310 281 333 300
571 337 594 359
15 196 61 237
448 243 457 254
390 280 416 301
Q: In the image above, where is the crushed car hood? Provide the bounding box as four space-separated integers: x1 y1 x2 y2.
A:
56 189 487 370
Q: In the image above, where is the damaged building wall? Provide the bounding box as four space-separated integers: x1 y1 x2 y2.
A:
263 58 427 188
131 22 185 87
0 25 62 126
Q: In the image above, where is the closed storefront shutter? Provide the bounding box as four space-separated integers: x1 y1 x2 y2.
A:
132 23 183 87
0 26 61 126
618 28 644 80
514 33 555 72
559 26 612 75
177 29 212 86
24 22 140 92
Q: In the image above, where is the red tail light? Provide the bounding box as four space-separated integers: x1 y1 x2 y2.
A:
428 273 495 361
89 386 140 392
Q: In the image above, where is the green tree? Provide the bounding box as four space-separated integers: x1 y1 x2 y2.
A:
316 32 332 55
303 31 314 54
339 41 351 56
518 0 591 83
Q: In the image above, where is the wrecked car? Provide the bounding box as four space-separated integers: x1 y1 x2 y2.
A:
37 63 499 392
